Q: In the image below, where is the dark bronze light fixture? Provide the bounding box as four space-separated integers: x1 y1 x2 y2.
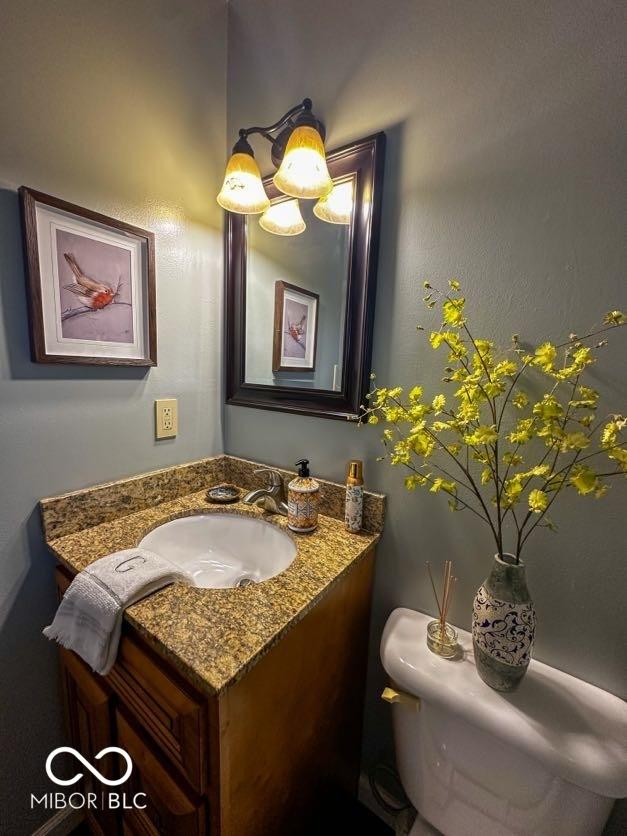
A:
217 99 333 220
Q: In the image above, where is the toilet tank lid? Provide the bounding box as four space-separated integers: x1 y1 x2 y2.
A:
380 608 627 799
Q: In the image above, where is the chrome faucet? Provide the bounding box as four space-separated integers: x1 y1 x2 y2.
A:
243 468 289 516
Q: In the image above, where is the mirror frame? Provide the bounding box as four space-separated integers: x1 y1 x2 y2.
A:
225 131 385 421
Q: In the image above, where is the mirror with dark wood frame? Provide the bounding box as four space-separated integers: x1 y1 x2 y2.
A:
225 132 385 420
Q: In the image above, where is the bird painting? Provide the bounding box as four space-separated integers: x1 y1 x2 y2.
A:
288 313 307 344
62 252 121 311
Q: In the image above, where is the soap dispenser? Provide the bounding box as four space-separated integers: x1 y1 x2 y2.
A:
287 459 320 533
345 460 364 532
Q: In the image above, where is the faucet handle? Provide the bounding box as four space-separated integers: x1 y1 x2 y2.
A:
253 468 283 488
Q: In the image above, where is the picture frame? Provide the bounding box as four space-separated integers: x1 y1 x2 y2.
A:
19 187 157 366
272 280 319 373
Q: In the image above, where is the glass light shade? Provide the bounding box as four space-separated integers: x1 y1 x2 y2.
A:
217 152 270 214
259 199 306 236
313 180 354 224
273 126 333 200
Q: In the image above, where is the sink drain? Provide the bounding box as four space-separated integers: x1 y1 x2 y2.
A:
235 576 257 588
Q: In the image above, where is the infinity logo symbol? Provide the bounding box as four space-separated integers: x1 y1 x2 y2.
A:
45 746 133 787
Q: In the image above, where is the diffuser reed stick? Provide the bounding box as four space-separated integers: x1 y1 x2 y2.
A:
425 561 458 658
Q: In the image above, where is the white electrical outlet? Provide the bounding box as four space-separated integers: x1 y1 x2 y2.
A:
155 399 178 439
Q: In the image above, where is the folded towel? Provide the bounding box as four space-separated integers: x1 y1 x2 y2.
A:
43 549 186 675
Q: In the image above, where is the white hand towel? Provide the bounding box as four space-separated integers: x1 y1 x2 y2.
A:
43 549 187 675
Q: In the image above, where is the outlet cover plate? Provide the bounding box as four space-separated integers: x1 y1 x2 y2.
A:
155 398 178 439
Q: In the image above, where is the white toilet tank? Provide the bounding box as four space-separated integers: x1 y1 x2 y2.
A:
381 608 627 836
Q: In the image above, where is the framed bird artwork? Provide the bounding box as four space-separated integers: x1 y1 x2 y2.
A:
19 187 157 366
272 280 319 374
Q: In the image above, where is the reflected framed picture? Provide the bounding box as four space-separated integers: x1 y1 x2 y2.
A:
272 280 318 372
19 187 157 366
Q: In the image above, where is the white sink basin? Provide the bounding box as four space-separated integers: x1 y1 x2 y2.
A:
138 513 297 589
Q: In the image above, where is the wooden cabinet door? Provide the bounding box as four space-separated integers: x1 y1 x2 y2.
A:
116 710 207 836
59 648 119 836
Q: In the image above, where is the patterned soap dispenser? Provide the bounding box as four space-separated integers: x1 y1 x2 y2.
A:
345 460 364 532
287 459 320 533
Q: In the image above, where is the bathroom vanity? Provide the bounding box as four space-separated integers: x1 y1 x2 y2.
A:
41 456 385 836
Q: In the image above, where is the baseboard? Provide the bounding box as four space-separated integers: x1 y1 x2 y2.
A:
31 807 84 836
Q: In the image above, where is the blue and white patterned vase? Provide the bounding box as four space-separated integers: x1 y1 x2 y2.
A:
472 553 536 692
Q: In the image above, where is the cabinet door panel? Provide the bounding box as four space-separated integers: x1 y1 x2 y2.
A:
60 648 119 835
108 635 207 793
116 709 207 836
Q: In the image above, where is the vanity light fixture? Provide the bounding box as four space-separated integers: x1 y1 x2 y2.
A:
216 136 270 215
217 98 331 215
272 125 333 199
313 178 354 225
259 198 306 236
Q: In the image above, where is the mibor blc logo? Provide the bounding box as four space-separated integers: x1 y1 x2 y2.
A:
46 746 133 786
31 746 147 812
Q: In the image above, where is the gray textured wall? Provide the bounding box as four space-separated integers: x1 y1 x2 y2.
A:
225 0 627 779
0 1 225 831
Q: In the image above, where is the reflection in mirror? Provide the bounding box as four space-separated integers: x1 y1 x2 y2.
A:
245 175 354 391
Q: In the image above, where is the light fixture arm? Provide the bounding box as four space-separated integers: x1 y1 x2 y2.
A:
232 98 326 168
241 99 312 140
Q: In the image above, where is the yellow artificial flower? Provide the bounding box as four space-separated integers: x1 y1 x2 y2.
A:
463 425 498 446
474 339 493 357
569 466 598 495
509 418 535 444
432 394 446 414
608 447 627 469
494 360 518 378
512 391 529 410
528 489 549 512
532 395 563 420
520 465 551 479
533 342 557 371
503 476 523 507
601 421 620 448
577 386 599 406
560 432 590 452
430 477 456 494
442 298 466 327
456 399 480 424
411 431 436 458
390 443 411 465
408 404 431 421
484 381 506 397
603 310 626 325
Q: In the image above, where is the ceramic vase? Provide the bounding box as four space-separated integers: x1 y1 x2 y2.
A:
471 553 536 692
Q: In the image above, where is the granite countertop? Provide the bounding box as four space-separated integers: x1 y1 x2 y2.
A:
42 457 384 696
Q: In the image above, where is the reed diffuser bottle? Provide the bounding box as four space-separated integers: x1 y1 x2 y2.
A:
426 561 458 658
